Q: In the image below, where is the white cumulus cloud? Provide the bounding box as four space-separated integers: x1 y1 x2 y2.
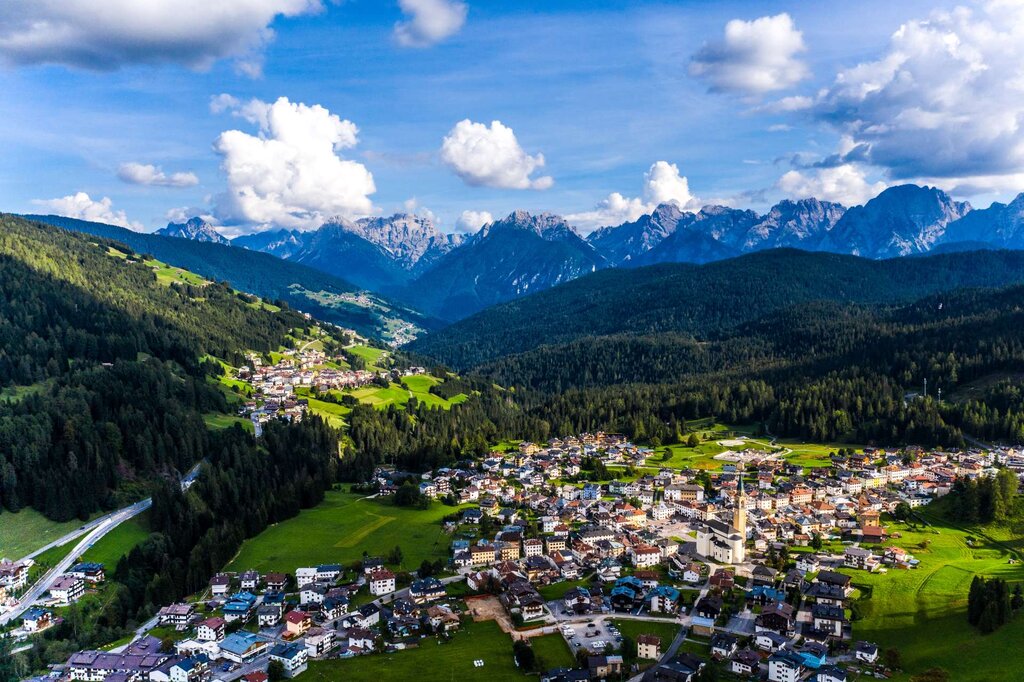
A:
440 119 553 190
777 164 887 207
118 162 199 188
33 192 143 230
566 161 701 232
689 13 809 95
212 95 376 230
394 0 467 47
455 210 493 233
807 2 1024 189
0 0 324 75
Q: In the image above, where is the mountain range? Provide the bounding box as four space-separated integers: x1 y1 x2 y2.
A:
56 183 1024 323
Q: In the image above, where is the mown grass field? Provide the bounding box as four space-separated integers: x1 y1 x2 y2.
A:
305 620 522 681
226 492 464 574
529 633 575 670
843 506 1024 681
610 618 681 647
80 512 152 568
0 508 95 559
203 413 255 432
143 258 209 286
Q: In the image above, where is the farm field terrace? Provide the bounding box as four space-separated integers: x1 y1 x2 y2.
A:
225 491 466 574
841 507 1024 681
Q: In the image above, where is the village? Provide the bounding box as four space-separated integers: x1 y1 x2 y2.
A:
9 431 1023 682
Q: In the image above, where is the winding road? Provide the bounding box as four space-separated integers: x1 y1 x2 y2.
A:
0 464 202 627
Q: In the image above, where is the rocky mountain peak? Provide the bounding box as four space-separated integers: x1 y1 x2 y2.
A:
157 217 229 245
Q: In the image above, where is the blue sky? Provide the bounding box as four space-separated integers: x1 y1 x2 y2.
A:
2 0 1021 234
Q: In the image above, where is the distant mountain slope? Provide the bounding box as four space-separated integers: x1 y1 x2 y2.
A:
586 203 686 265
233 213 461 291
157 216 229 244
24 214 435 343
820 184 971 257
941 192 1024 249
741 198 846 251
407 248 1024 369
399 210 608 320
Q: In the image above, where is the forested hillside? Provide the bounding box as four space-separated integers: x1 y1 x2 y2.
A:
24 214 434 343
0 214 313 521
409 248 1024 369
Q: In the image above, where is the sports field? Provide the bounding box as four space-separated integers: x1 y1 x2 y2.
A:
843 508 1024 681
226 492 465 574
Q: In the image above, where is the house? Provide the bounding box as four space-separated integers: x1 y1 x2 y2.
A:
796 555 821 573
425 605 461 633
209 574 231 596
197 617 226 642
268 642 308 678
408 577 445 604
295 567 317 587
50 575 85 605
768 651 805 682
369 569 396 596
0 559 29 590
67 649 171 682
68 562 106 584
636 634 661 660
710 633 737 659
321 596 349 621
300 585 326 605
755 600 795 635
21 607 53 632
347 627 375 652
265 573 287 591
239 571 260 591
654 653 705 681
258 604 282 628
816 666 848 682
754 631 790 653
843 547 875 571
798 641 829 669
285 610 312 637
222 592 258 623
647 585 682 614
304 627 335 659
854 641 879 664
169 655 209 682
588 655 624 679
316 564 341 582
691 595 722 634
751 564 779 586
470 545 496 567
730 648 761 677
812 603 847 638
219 632 270 664
682 563 703 584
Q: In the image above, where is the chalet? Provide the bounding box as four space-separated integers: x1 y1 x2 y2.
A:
710 633 737 659
265 573 287 591
814 571 853 596
647 585 682 614
304 627 335 659
730 648 761 676
268 642 308 678
22 607 53 632
222 592 258 623
816 666 848 682
300 585 326 605
470 544 496 567
239 570 260 591
295 567 317 586
157 603 195 628
426 604 461 632
196 617 225 642
347 627 375 652
756 600 795 636
50 575 85 605
843 547 875 570
691 595 722 634
67 649 171 682
754 631 790 652
812 603 847 638
588 655 624 679
68 562 106 584
751 564 779 586
209 574 231 597
409 577 446 604
0 559 29 590
854 641 879 664
249 599 279 624
169 654 209 682
321 596 349 621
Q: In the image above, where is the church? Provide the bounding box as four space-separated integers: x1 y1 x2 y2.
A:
695 471 747 564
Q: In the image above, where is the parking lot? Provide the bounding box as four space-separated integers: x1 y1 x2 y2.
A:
559 617 623 656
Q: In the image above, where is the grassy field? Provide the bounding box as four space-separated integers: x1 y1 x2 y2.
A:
342 376 467 412
79 512 152 568
0 508 97 559
610 619 681 647
529 633 575 670
537 578 593 601
843 507 1024 681
305 620 522 681
203 413 255 432
226 492 464 574
143 258 209 286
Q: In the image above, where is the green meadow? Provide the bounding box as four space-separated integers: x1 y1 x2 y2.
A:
226 491 465 574
305 620 522 681
843 507 1024 681
0 508 94 559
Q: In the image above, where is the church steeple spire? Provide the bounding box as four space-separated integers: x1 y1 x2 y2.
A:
733 463 747 538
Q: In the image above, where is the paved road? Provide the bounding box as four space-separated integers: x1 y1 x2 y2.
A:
1 464 202 627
